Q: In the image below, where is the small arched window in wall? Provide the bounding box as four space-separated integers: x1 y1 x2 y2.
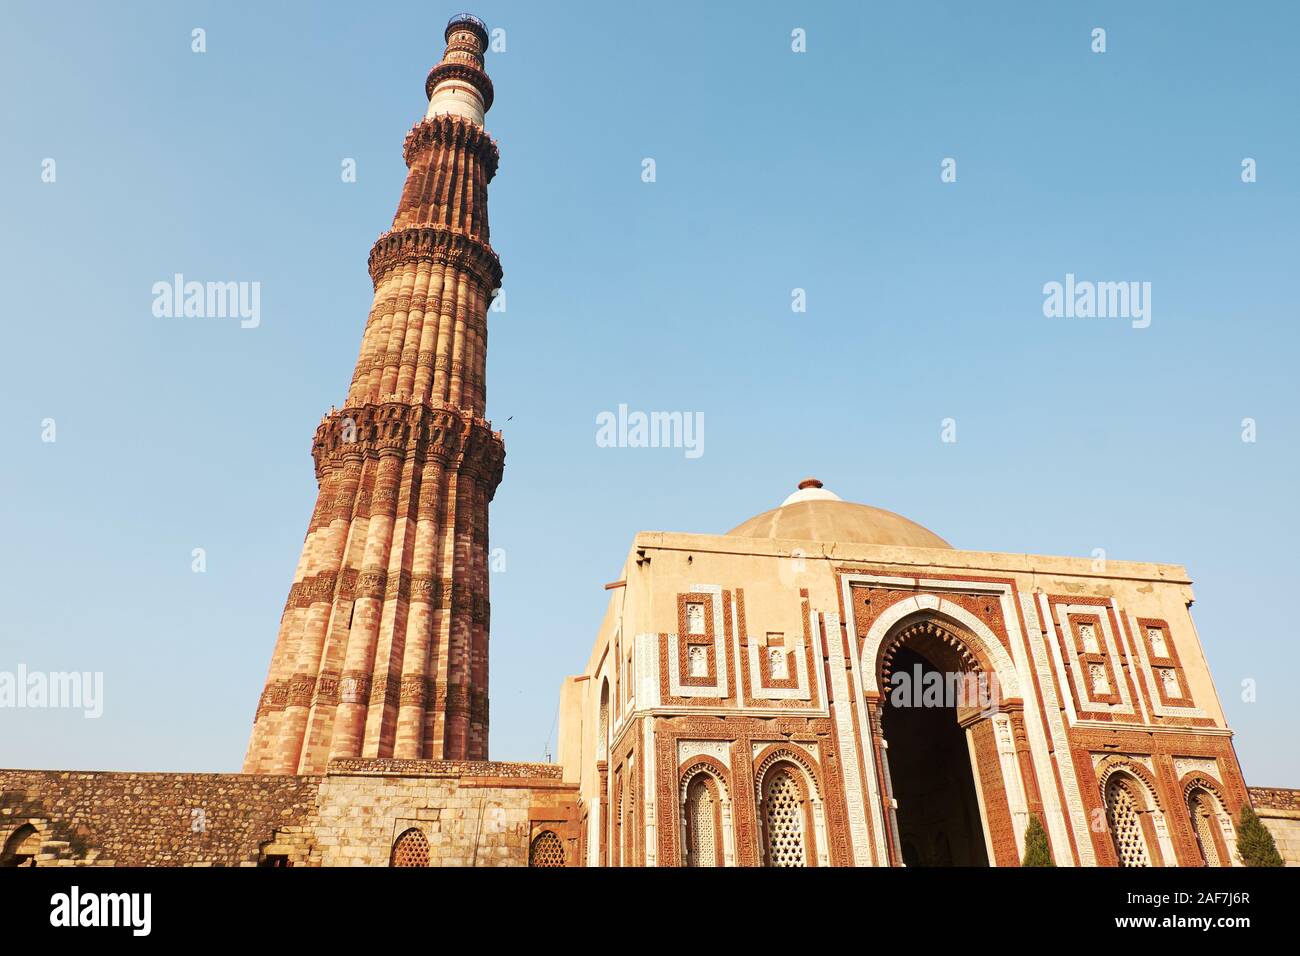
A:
390 827 430 867
1186 787 1228 867
684 776 719 867
529 829 566 867
762 765 808 867
1105 776 1151 867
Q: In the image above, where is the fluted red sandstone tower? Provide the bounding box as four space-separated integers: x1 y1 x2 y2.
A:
244 15 504 774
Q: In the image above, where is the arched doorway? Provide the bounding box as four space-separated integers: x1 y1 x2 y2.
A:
881 643 989 866
1 824 41 867
862 600 1029 867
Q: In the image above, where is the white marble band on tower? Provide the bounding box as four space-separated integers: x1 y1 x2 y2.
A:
426 14 493 126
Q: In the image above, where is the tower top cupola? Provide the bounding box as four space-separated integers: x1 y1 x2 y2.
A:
426 13 494 124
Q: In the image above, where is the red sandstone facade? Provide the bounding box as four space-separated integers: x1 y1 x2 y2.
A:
557 482 1283 867
244 16 505 774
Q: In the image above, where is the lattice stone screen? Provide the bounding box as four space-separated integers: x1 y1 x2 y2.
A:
1105 779 1151 867
685 778 717 867
529 830 566 867
1188 791 1221 866
390 827 430 867
763 769 807 867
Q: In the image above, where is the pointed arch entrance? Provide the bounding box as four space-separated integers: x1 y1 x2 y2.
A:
862 604 1028 867
882 642 989 865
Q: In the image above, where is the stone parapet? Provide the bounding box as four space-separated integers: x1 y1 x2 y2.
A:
327 757 564 781
1249 786 1300 811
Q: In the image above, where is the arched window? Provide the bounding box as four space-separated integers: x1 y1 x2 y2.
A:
683 775 719 867
1 824 40 867
1186 787 1228 867
598 679 610 760
762 765 808 867
529 830 566 867
389 827 430 867
1104 776 1151 867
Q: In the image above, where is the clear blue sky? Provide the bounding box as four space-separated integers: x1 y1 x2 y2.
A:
1 1 1296 786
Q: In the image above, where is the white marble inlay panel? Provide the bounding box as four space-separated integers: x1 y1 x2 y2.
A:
1122 608 1207 719
1173 757 1220 780
666 586 728 699
677 740 731 767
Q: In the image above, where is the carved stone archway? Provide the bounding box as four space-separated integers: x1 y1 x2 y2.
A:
678 757 733 867
753 743 828 867
866 607 1027 867
1094 757 1175 867
1180 774 1236 867
0 823 42 867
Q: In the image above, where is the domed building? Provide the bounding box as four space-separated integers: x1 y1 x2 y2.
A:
555 478 1254 867
726 478 954 551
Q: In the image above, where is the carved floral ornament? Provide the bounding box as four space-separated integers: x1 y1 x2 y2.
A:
1180 772 1230 808
679 757 731 803
753 744 822 803
855 592 1023 700
876 617 1005 711
1094 756 1165 812
879 618 981 683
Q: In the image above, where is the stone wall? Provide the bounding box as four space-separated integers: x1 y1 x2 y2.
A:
1250 787 1300 866
300 759 578 866
1 760 580 867
0 769 320 866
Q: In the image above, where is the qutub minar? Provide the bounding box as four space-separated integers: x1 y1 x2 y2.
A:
0 14 1296 868
243 13 505 775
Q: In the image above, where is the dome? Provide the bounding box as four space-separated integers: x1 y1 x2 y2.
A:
726 478 952 550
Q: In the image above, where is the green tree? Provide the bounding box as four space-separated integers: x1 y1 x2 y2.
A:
1235 806 1283 867
1021 813 1054 867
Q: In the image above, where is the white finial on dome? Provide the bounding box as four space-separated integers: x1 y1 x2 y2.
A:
781 477 842 507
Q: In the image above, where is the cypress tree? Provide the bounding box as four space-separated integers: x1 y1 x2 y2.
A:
1235 806 1284 867
1021 812 1054 867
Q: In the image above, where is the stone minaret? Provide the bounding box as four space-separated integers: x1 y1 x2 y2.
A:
244 15 504 774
